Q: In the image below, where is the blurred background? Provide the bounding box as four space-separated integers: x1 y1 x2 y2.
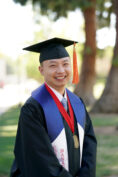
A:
0 0 118 177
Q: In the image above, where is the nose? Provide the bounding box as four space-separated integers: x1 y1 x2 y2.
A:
56 65 65 73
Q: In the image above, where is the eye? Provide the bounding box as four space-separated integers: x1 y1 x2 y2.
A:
49 64 56 67
64 63 69 66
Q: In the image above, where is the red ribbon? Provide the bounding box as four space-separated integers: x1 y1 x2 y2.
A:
45 83 74 133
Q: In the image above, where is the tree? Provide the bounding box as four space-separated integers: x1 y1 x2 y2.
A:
74 0 96 106
13 0 97 106
91 0 118 113
14 0 118 112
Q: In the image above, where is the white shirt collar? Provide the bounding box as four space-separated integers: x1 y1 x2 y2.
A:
46 83 67 102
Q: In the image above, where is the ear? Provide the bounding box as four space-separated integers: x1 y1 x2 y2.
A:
38 65 44 75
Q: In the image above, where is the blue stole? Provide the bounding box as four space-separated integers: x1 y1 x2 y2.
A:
31 84 86 168
32 84 85 141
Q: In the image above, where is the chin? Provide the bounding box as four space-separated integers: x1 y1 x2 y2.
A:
56 82 67 88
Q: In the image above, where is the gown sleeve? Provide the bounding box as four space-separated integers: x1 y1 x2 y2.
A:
13 98 73 177
78 108 97 177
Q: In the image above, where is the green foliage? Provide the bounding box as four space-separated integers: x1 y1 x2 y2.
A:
13 0 96 19
78 0 95 10
13 0 27 5
96 0 113 28
97 46 113 58
112 55 118 66
14 52 43 82
97 48 105 58
13 0 114 29
25 53 44 82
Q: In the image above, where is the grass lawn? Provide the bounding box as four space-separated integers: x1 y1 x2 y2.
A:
0 106 118 177
91 114 118 127
0 106 20 176
96 135 118 177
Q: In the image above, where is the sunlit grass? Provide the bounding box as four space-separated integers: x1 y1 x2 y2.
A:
0 105 20 126
0 125 17 137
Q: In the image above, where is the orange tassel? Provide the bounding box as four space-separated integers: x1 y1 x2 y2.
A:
72 43 79 84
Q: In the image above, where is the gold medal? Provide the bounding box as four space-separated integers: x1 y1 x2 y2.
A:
73 134 79 148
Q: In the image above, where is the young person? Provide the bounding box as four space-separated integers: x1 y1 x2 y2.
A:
10 37 97 177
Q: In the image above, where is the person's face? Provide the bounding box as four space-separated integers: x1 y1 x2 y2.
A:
39 57 71 94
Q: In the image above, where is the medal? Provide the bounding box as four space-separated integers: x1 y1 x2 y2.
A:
73 134 79 148
45 83 80 149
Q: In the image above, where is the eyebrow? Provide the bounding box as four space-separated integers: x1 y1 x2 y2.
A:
63 59 70 62
48 59 70 64
48 61 57 64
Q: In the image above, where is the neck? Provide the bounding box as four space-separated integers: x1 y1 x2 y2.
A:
46 83 65 96
55 87 65 96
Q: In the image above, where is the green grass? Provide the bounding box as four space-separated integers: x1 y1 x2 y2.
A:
0 136 15 175
91 114 118 127
0 106 20 176
0 106 118 177
0 106 20 126
96 135 118 177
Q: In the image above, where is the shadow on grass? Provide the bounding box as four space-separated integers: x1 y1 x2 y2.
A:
0 136 15 176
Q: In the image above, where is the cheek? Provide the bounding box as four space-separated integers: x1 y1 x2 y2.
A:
44 69 55 78
66 66 72 74
48 68 57 74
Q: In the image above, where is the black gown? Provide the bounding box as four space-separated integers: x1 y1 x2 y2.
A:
10 96 97 177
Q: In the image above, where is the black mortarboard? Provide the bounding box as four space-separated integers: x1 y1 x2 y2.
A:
23 37 77 63
23 37 79 84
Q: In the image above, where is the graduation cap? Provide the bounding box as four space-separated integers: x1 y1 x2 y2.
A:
23 37 79 84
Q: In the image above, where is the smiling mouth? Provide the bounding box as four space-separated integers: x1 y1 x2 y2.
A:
56 76 66 80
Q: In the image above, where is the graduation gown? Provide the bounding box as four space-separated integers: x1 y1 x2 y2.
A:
10 87 97 177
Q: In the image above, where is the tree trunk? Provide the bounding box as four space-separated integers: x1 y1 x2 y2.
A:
91 0 118 113
74 0 96 106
